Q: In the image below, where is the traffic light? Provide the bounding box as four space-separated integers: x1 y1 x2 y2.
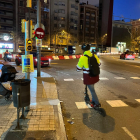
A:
27 0 32 8
26 39 33 51
30 20 35 38
21 19 26 33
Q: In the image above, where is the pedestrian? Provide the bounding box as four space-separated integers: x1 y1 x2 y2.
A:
76 44 101 108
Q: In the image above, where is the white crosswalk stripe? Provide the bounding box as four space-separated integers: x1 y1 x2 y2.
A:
64 79 74 81
75 99 139 109
114 77 126 79
99 77 109 80
130 77 140 79
75 102 92 109
135 99 140 103
106 100 128 107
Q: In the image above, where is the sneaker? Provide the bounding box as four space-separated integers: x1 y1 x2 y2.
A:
94 103 101 108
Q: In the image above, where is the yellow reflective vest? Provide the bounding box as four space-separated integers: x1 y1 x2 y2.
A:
76 50 100 85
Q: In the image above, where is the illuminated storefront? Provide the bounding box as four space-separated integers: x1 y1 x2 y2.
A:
0 43 14 58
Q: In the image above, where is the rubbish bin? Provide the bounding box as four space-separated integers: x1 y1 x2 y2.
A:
11 79 30 108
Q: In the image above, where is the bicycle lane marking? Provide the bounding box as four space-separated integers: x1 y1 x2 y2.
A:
122 127 138 140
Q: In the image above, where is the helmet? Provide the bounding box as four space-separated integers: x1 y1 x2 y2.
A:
81 44 90 51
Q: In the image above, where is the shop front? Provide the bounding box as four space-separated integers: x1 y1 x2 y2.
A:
0 43 14 58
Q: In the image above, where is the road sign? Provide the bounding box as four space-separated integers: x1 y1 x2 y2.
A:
22 54 34 73
36 38 42 47
35 28 45 39
26 39 32 51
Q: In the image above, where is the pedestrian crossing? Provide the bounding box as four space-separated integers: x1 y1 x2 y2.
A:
75 99 140 109
64 77 140 81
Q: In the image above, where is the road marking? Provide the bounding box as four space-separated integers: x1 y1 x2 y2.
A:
64 79 74 81
75 102 92 109
122 127 138 140
106 100 128 107
99 77 109 80
135 99 140 103
50 63 58 64
130 77 140 79
114 77 126 79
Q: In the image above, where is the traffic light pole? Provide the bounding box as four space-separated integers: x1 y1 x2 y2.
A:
37 0 41 77
25 7 31 112
25 8 31 80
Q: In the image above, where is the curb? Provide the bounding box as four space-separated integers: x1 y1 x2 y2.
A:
53 78 67 140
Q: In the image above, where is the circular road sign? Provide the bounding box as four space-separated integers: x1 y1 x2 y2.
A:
35 28 45 39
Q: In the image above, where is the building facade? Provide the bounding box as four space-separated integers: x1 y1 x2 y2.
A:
49 0 79 53
131 19 140 52
98 0 114 47
112 20 132 52
0 0 15 57
0 0 49 57
79 2 98 45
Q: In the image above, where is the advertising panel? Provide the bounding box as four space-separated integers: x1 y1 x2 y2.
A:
0 43 13 49
22 54 34 73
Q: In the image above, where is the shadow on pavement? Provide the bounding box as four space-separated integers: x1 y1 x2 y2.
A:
83 108 115 133
4 130 56 140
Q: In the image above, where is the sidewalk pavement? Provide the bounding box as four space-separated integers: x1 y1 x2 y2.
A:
0 70 67 140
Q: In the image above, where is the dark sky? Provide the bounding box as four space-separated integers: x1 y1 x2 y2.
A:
113 0 140 20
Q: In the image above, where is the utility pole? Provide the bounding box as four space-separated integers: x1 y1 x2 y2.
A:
25 0 32 111
37 0 41 77
49 0 51 50
16 0 18 52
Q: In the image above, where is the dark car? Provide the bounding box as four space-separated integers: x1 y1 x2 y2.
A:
120 51 135 60
15 52 50 66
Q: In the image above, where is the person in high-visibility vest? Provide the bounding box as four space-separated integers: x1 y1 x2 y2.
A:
76 44 101 108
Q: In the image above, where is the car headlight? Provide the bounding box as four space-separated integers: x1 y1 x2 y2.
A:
49 59 51 62
35 59 37 61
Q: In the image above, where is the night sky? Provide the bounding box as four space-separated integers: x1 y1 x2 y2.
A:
81 0 140 21
113 0 140 20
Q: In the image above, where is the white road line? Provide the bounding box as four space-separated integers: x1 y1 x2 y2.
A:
106 100 128 107
122 127 138 140
75 102 92 109
64 79 74 81
114 77 126 79
99 77 109 80
135 99 140 103
130 77 140 79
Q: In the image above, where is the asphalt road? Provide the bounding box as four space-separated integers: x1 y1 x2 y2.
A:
2 55 140 140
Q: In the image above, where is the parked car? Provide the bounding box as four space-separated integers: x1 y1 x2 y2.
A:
15 52 51 66
120 51 135 60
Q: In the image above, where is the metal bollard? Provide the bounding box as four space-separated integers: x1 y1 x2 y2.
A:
15 88 21 129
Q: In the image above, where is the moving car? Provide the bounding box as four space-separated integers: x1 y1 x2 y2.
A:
120 51 135 60
15 52 50 66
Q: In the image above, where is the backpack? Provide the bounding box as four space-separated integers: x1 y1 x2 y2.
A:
84 55 100 77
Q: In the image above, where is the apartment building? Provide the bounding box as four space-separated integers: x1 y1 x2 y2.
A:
79 2 99 45
0 0 15 56
0 0 49 56
49 0 79 53
98 0 114 47
112 20 132 52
